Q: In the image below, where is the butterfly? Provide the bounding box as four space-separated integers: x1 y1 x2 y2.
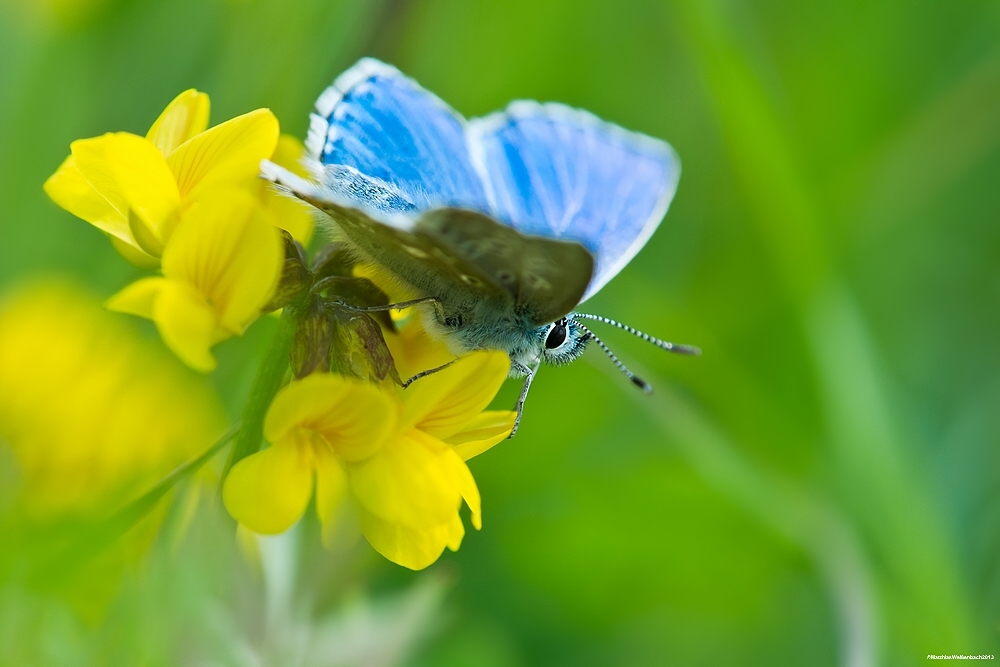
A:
262 58 699 436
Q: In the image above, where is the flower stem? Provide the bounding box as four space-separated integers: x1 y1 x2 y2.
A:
222 307 300 480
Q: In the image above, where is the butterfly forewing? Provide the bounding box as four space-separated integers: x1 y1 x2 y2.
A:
417 208 593 326
287 57 682 352
309 58 490 213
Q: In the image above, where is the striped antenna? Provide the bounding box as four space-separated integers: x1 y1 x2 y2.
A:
573 313 701 356
574 322 653 394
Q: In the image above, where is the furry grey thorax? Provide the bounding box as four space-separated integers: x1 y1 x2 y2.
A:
415 305 593 377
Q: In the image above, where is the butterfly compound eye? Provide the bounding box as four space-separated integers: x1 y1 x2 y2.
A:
545 320 568 349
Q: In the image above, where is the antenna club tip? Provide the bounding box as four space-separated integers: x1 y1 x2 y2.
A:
675 345 702 356
631 376 653 394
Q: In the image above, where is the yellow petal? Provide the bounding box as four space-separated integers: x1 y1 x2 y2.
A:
400 350 510 440
72 133 181 255
152 280 219 372
271 134 309 178
60 142 128 223
167 108 279 202
105 277 167 320
146 89 210 157
356 505 461 570
261 141 314 244
43 155 131 243
160 191 282 336
263 374 395 463
446 410 517 461
260 134 312 240
315 448 348 546
382 310 453 379
223 439 313 535
349 430 462 529
447 447 481 530
444 512 465 551
263 190 314 245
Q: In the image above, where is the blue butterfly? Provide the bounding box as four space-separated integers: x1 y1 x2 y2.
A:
262 58 699 435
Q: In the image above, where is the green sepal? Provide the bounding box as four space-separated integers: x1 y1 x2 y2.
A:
313 275 395 332
290 295 335 378
262 230 312 312
128 209 165 257
311 242 356 279
328 305 401 385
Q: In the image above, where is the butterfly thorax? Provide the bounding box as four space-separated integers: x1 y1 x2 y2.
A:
420 303 539 366
420 304 592 377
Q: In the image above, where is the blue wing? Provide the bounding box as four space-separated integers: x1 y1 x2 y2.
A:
306 58 490 214
305 59 679 305
466 102 680 302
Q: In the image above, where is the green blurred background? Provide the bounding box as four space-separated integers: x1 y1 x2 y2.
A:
3 0 1000 664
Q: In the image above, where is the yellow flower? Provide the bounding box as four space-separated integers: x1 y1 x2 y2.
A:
261 134 315 245
381 309 517 462
43 89 279 266
381 308 454 379
223 342 516 570
0 280 225 519
106 190 282 372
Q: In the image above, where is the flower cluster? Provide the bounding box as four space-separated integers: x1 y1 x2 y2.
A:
41 88 518 571
44 90 313 371
224 318 516 570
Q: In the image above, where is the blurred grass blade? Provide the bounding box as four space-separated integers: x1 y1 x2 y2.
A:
849 46 1000 244
673 0 980 659
673 0 831 301
614 359 878 667
807 285 975 651
97 421 241 540
31 422 240 586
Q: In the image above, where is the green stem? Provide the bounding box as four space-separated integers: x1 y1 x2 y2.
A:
222 307 300 479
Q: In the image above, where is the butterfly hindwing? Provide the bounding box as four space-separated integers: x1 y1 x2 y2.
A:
466 102 680 301
301 195 510 310
416 208 593 326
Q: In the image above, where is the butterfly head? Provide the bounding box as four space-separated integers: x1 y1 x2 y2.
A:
537 317 591 366
531 313 701 394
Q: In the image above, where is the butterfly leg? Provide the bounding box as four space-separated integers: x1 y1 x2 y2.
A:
509 361 541 438
331 296 439 312
402 359 456 389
